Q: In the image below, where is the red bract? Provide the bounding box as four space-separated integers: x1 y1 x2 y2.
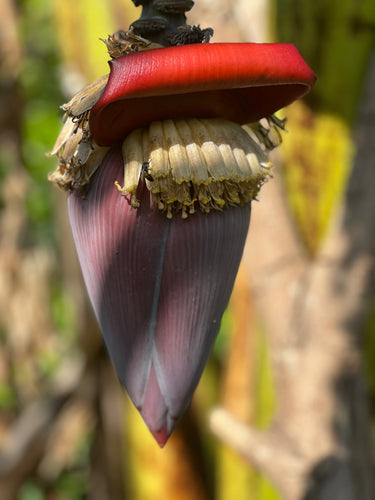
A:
90 43 316 145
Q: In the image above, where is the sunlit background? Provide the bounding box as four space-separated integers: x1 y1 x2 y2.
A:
0 0 374 499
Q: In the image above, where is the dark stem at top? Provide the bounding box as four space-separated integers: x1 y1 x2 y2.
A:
130 0 213 46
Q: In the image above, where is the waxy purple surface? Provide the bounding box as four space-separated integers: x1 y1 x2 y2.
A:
68 146 251 443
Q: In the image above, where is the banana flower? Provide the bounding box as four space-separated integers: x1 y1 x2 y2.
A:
49 30 316 445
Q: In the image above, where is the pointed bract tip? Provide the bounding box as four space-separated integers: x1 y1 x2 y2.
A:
151 422 170 447
137 363 178 447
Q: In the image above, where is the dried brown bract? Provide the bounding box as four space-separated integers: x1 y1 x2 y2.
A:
101 28 163 58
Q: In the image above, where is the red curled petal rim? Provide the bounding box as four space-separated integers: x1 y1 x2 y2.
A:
90 42 317 146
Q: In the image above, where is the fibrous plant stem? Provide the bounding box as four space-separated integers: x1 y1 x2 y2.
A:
130 0 213 46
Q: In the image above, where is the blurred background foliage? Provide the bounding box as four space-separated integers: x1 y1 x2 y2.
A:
0 0 374 499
